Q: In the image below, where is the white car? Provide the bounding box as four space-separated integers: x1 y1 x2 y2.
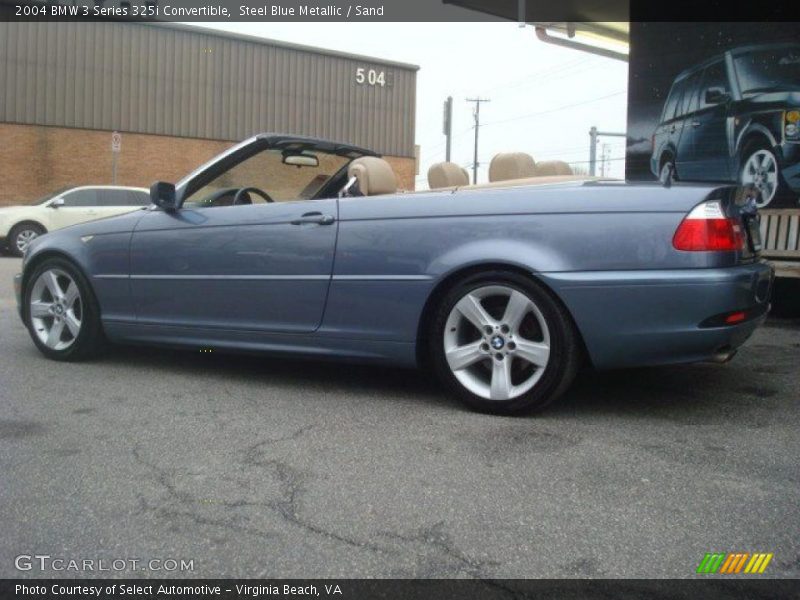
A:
0 186 150 257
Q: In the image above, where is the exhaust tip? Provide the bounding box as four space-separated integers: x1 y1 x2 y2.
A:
708 347 737 364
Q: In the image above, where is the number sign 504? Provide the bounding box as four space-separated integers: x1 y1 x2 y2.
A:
355 67 389 87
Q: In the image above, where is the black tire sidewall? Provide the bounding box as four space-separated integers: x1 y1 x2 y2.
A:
9 223 44 258
429 271 579 415
22 257 103 361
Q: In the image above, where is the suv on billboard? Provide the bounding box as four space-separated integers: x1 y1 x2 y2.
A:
651 43 800 207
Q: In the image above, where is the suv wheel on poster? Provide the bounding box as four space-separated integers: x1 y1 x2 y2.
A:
739 143 784 208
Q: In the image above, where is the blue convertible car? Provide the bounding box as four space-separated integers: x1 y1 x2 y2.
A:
15 135 773 413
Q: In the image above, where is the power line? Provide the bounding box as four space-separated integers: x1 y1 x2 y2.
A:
481 90 626 128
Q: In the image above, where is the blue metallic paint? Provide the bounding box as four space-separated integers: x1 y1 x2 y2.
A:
19 151 773 371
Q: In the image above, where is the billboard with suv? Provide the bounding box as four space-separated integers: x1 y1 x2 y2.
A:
626 23 800 208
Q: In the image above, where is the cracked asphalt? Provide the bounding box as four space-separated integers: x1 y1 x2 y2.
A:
0 256 798 578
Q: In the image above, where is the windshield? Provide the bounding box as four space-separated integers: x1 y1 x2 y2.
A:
185 147 349 206
734 47 800 94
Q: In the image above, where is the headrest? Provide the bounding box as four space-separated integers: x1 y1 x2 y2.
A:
347 157 398 196
427 161 470 189
488 152 537 182
534 160 573 176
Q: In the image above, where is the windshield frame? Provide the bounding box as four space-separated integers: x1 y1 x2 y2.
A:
175 134 378 208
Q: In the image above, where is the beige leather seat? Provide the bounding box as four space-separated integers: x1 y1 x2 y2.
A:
488 152 537 182
427 161 470 189
347 156 397 196
534 160 573 176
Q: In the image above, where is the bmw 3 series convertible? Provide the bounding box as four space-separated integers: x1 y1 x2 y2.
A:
14 134 774 414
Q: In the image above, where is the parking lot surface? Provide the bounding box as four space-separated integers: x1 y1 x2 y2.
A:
1 256 798 578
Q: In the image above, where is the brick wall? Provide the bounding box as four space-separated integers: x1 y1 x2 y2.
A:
0 123 416 206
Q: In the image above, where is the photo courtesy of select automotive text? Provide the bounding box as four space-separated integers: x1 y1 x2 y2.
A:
0 1 799 599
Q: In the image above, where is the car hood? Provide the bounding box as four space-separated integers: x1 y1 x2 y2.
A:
743 90 800 107
0 204 40 216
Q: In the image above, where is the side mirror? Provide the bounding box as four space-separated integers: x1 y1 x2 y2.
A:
705 87 730 105
48 197 64 208
150 181 179 211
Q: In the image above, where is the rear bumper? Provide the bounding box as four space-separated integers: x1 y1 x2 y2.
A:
541 262 774 369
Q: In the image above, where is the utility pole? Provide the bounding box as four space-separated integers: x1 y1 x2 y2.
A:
589 126 626 176
466 97 490 184
442 96 453 162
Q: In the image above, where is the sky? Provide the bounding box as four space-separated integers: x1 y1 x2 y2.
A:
193 22 630 188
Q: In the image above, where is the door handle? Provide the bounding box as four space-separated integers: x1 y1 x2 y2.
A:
691 121 701 128
290 212 335 226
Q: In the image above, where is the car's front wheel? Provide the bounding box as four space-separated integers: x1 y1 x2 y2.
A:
739 145 783 208
429 271 581 414
23 258 104 361
8 223 45 257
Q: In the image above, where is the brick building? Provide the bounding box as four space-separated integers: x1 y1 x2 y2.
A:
0 21 418 206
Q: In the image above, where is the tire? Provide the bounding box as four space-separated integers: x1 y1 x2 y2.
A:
659 156 677 184
739 143 785 208
429 271 581 415
22 257 104 361
8 222 45 257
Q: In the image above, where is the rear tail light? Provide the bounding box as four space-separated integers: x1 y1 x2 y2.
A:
673 200 745 252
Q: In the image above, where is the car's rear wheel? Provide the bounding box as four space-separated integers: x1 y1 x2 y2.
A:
8 223 45 257
23 258 104 361
739 145 784 208
659 156 677 184
429 271 580 414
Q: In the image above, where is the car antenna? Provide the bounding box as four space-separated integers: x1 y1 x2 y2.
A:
663 164 676 189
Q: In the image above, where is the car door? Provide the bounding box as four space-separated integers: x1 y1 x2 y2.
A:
46 188 102 230
653 77 686 177
686 61 733 181
128 197 338 333
674 70 702 179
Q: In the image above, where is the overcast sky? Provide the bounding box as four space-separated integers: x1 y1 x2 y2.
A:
196 22 630 187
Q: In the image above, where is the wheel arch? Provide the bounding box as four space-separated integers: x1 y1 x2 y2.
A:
21 249 89 300
9 219 48 236
414 262 590 370
658 145 677 169
736 126 777 166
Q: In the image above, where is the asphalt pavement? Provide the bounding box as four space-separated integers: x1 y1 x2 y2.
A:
1 256 798 578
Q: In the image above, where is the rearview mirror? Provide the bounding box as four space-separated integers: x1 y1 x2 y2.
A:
150 181 179 211
283 153 319 168
705 87 730 104
48 197 64 209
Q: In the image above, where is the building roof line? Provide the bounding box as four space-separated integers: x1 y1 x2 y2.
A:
148 22 420 71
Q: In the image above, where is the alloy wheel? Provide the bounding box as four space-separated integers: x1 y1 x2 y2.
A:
443 285 551 401
29 269 83 351
741 149 778 207
15 229 39 254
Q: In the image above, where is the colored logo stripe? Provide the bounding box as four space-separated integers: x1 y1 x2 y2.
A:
697 552 773 574
744 553 773 574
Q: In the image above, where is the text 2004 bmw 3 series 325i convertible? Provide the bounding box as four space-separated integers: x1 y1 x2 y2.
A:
14 135 774 414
